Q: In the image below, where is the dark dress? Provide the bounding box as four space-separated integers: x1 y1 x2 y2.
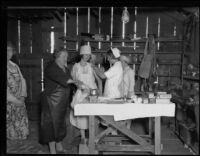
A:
40 61 71 144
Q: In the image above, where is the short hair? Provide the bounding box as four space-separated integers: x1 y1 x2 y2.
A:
53 48 68 59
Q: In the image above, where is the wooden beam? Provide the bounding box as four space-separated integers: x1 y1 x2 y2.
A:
88 116 96 154
96 144 154 152
155 117 161 154
95 127 114 143
102 135 152 143
99 116 149 145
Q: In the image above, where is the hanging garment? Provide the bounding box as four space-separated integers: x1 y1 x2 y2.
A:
70 62 97 130
138 37 155 79
104 61 123 99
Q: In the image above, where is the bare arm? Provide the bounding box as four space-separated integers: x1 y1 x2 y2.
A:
93 67 107 79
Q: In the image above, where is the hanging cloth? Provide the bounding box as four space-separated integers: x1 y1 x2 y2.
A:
138 36 155 79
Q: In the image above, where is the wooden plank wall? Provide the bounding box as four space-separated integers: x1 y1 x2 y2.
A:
7 7 186 105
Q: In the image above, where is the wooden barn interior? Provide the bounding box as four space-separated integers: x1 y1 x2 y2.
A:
6 6 199 155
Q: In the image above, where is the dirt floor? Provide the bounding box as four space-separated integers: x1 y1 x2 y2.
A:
6 117 198 154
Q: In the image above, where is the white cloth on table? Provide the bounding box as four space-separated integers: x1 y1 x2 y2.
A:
74 103 175 121
70 62 97 130
104 61 123 99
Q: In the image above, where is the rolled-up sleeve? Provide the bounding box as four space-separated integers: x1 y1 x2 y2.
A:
104 66 117 79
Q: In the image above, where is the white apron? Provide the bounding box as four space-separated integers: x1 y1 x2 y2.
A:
104 61 123 99
70 63 97 129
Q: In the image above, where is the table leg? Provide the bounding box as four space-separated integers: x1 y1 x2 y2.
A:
155 117 161 154
88 116 96 154
149 118 152 137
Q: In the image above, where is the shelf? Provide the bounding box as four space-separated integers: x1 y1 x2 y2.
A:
133 63 181 65
158 63 181 65
61 36 183 43
67 49 183 54
183 76 199 81
135 74 180 77
157 75 180 77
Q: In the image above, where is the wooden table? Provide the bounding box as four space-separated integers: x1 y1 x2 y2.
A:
74 102 175 154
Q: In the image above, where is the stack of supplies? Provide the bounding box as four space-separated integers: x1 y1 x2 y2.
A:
156 92 172 103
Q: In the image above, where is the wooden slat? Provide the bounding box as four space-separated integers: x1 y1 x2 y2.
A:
95 127 113 143
88 116 96 154
99 116 149 145
155 117 161 154
102 135 152 144
96 144 154 152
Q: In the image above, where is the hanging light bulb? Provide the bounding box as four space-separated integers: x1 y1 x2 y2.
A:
122 7 130 24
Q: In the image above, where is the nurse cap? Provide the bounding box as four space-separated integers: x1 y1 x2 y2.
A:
111 48 121 58
80 45 92 55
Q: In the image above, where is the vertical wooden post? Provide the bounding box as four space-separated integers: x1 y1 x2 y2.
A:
98 7 101 49
122 21 125 46
146 16 149 38
111 7 113 47
89 116 96 154
30 23 32 54
157 17 160 50
18 19 21 54
64 8 67 48
41 58 44 92
29 23 33 101
134 7 137 50
87 7 90 46
155 117 161 154
76 7 79 51
50 26 55 54
148 117 152 138
29 69 33 102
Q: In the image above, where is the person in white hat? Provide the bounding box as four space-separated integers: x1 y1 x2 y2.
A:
70 45 101 142
120 55 135 99
93 48 123 98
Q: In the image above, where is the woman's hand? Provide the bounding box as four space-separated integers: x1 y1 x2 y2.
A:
75 80 84 87
67 79 74 84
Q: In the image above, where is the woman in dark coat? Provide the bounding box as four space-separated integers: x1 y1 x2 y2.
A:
40 49 80 154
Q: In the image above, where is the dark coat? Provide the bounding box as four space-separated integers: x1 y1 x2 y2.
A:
40 61 71 144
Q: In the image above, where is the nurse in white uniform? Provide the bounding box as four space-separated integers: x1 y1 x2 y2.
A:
94 48 123 99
